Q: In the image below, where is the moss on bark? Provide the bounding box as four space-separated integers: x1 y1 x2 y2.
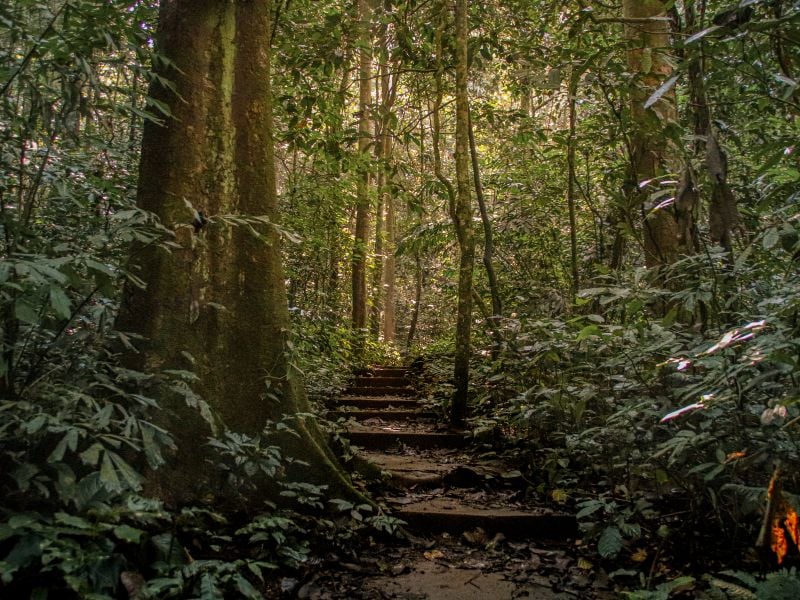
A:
117 0 363 506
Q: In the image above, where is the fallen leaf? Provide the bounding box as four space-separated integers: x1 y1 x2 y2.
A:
486 532 505 550
462 527 488 546
577 558 593 570
631 548 648 563
423 549 444 560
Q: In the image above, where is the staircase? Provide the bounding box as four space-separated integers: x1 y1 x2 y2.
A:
331 365 576 540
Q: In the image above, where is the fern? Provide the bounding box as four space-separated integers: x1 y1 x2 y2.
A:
705 569 800 600
706 577 757 599
721 484 767 516
757 568 800 600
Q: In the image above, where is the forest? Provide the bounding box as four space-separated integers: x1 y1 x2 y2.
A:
1 0 799 598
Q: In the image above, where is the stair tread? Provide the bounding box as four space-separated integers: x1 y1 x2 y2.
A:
332 409 437 420
345 386 414 396
394 498 577 538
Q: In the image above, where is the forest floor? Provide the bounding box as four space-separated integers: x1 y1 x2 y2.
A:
282 366 620 599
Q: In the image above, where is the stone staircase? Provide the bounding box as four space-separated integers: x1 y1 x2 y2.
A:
331 365 576 540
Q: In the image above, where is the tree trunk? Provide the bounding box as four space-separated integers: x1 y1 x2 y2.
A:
685 2 740 255
381 152 397 342
451 0 475 425
117 0 358 505
623 0 695 268
468 107 503 355
406 252 423 353
352 0 372 335
380 57 399 343
566 65 580 300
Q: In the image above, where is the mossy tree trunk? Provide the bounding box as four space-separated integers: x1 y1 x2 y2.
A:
624 0 696 269
117 0 357 505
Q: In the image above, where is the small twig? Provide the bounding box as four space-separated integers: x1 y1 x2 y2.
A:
464 572 481 588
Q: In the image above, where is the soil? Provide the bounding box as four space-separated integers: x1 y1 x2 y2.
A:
294 366 619 599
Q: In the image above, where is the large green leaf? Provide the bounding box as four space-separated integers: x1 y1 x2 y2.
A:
598 526 623 558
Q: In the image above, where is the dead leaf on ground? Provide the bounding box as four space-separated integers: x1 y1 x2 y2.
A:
423 549 445 560
463 527 489 546
631 548 648 563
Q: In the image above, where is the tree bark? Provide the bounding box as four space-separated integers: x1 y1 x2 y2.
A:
451 0 475 425
468 107 503 355
352 0 372 335
685 2 740 255
623 0 695 269
406 252 423 352
567 65 580 300
117 0 358 505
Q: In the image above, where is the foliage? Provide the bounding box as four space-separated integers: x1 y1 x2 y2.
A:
704 568 800 600
2 0 800 594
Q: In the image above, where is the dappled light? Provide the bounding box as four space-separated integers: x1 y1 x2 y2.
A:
1 0 799 598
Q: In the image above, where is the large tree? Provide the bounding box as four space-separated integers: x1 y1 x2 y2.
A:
117 0 356 504
623 0 696 268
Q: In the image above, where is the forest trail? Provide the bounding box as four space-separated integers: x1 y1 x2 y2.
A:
300 366 615 599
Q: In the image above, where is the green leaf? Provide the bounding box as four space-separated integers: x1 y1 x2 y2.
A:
644 75 679 110
141 423 165 469
8 515 38 530
80 443 104 466
74 473 105 510
54 512 92 530
100 451 122 493
328 499 353 511
48 286 72 320
235 574 262 599
576 500 605 520
763 228 780 249
14 299 40 325
113 524 144 543
685 25 721 45
48 429 79 463
23 415 47 434
199 572 222 600
598 526 623 558
4 535 44 574
108 451 142 490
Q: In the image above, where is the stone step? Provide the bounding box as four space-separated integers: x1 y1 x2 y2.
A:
332 409 437 420
345 386 414 397
353 376 409 388
395 498 577 540
357 363 407 370
361 451 465 489
345 429 467 450
333 396 422 410
365 367 409 376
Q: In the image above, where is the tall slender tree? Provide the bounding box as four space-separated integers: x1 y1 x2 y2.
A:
451 0 475 424
352 0 373 335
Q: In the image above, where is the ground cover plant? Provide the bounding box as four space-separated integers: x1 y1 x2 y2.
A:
1 0 799 597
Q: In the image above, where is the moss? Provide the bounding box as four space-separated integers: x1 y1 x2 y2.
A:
120 0 367 507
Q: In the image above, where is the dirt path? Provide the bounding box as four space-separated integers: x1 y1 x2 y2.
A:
291 366 618 599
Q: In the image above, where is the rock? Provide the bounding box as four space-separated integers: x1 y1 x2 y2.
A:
297 582 322 599
391 563 410 576
280 577 299 595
